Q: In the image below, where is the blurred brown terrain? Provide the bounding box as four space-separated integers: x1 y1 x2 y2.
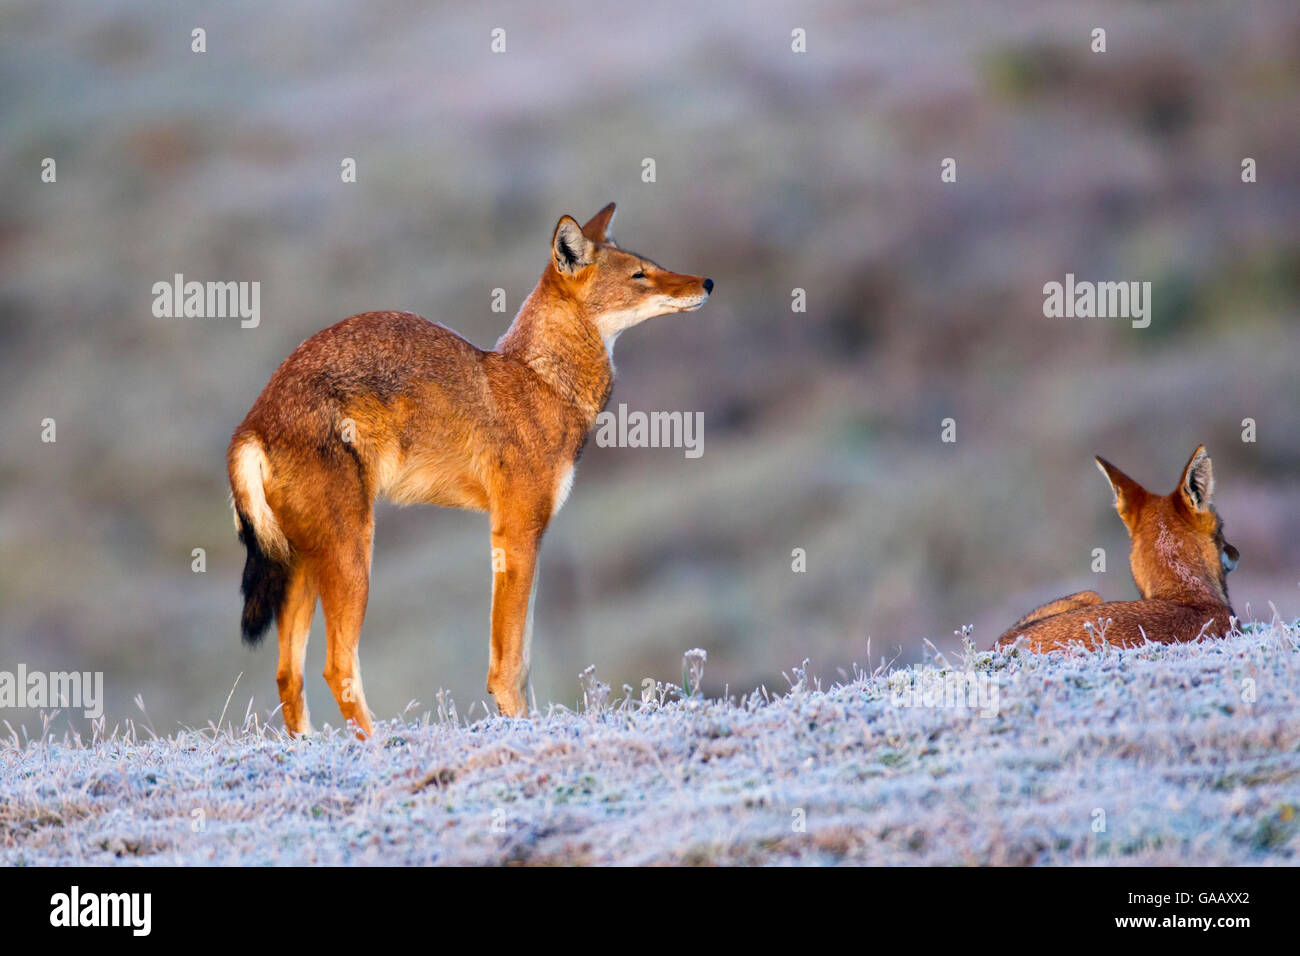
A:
1 0 1297 733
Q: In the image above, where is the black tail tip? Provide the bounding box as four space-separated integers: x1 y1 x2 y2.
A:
237 512 290 647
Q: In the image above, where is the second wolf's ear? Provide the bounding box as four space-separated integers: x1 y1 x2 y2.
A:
552 216 595 276
1095 456 1146 531
581 202 617 244
1177 444 1215 512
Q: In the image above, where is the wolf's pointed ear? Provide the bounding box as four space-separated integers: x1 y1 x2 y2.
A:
1177 444 1215 512
552 215 595 276
1095 456 1146 530
581 202 617 244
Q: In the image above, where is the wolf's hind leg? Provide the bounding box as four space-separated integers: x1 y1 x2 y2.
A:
995 590 1105 648
276 563 318 736
318 522 376 739
1010 590 1104 631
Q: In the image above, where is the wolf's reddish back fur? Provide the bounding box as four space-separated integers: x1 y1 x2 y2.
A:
994 446 1238 652
228 204 712 735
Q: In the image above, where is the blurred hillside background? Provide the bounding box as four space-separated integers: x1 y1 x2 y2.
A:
1 0 1297 734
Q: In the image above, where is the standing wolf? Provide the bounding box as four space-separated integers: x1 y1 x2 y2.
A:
228 204 713 735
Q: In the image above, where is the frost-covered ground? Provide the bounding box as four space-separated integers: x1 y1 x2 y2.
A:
3 622 1298 866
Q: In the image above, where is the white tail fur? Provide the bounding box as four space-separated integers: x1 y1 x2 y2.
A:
229 438 290 562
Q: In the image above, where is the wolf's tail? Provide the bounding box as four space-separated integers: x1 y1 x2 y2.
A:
228 436 291 647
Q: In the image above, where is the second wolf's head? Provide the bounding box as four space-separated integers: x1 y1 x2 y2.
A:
1095 444 1239 607
545 202 713 351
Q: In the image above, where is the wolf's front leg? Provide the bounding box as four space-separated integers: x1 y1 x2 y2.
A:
486 512 544 717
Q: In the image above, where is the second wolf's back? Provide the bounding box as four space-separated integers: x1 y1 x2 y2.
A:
995 599 1233 651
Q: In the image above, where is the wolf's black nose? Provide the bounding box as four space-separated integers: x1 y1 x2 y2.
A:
703 278 714 294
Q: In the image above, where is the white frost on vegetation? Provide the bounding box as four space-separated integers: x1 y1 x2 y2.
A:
2 622 1298 865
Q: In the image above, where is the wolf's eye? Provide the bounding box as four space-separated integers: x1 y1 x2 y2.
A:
631 271 646 279
1222 543 1239 573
